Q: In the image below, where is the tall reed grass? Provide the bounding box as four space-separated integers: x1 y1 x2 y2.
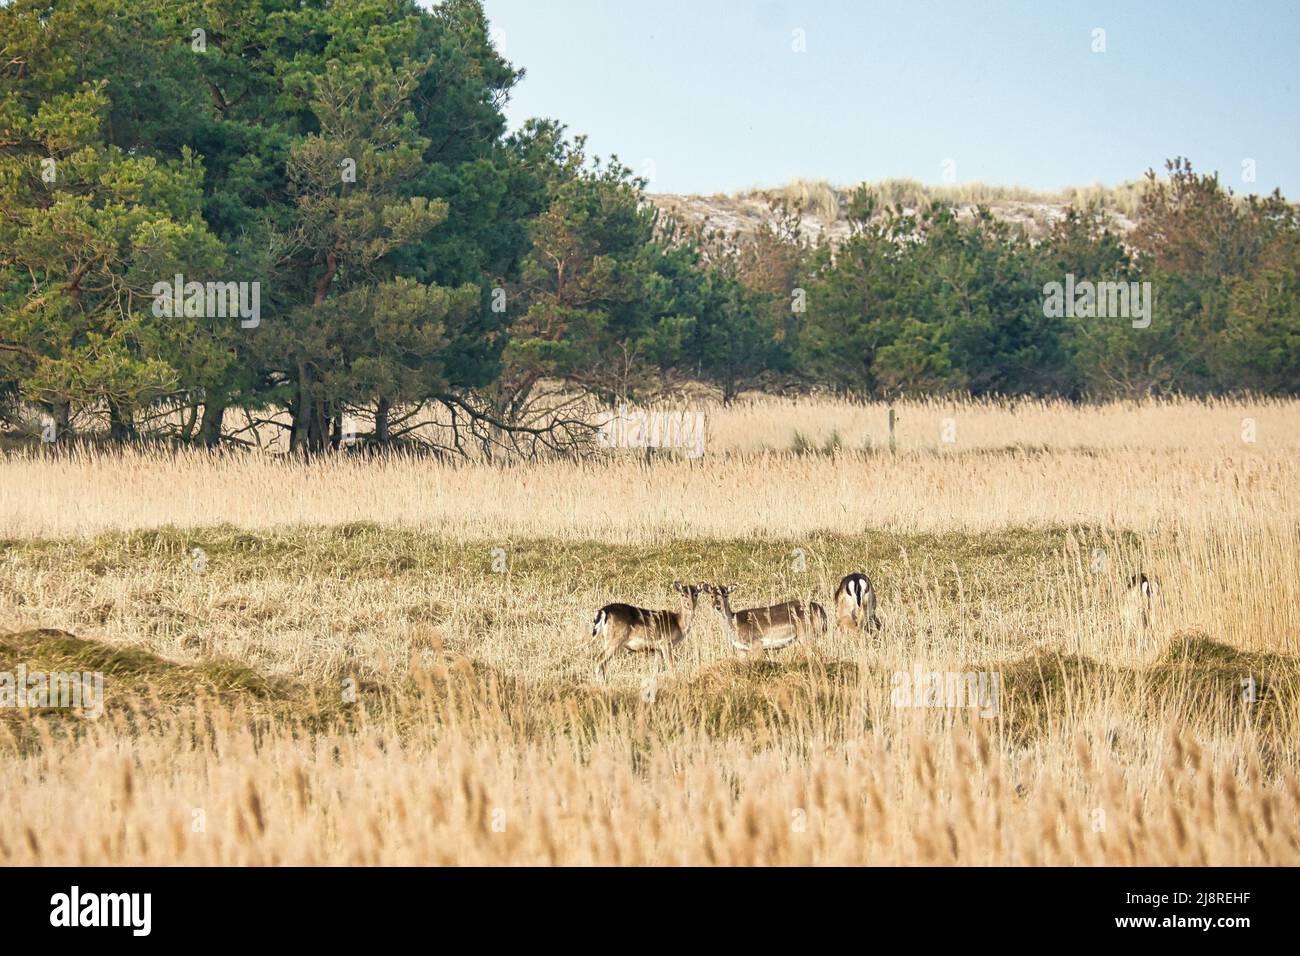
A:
1 395 1295 864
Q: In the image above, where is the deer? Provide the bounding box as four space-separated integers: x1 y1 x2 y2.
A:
1124 572 1161 630
705 583 828 656
592 581 706 680
833 571 882 633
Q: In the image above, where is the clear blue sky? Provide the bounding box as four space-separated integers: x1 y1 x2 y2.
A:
471 0 1299 197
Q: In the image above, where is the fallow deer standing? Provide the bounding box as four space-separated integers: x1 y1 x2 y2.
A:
706 583 828 656
592 581 705 680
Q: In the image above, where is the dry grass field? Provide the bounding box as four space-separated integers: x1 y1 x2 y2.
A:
0 396 1297 865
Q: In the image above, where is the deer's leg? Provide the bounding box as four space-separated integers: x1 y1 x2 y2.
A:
596 624 628 682
813 602 829 638
596 646 614 681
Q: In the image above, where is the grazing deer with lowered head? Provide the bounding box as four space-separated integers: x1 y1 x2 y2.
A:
592 581 706 680
833 572 882 632
706 583 828 656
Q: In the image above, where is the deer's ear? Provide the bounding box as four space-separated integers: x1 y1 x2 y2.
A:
671 580 684 592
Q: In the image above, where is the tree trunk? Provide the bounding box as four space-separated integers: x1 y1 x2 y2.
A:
290 252 340 457
181 401 198 442
291 362 311 454
723 371 737 405
375 397 391 446
330 406 343 451
107 402 133 442
197 401 225 448
290 388 331 455
306 395 329 453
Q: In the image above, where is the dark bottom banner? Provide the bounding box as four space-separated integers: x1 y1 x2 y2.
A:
0 866 1284 941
